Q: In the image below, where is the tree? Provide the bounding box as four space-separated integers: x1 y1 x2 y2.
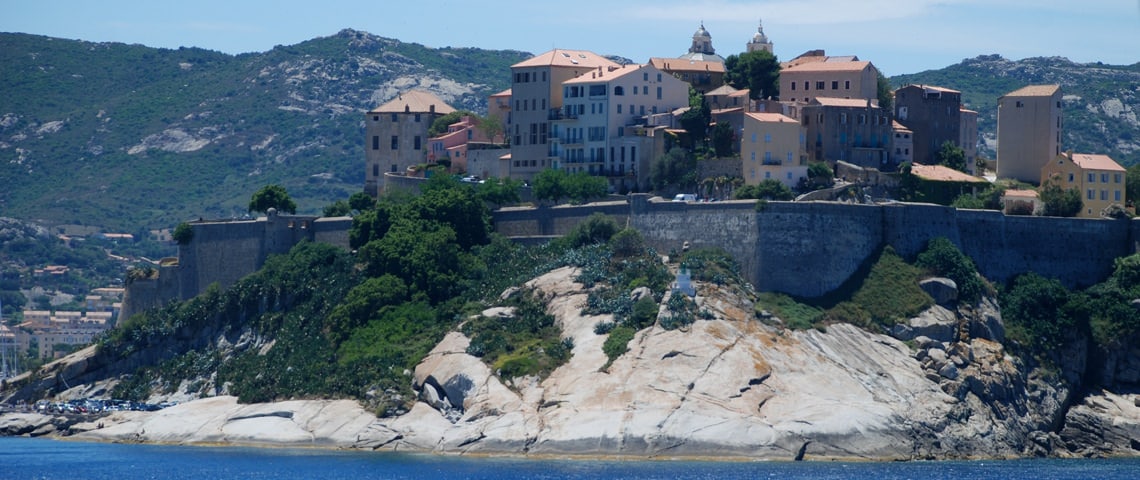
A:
711 121 735 157
724 50 780 100
1039 178 1083 217
348 191 375 212
650 147 698 191
323 200 351 217
479 115 505 144
248 184 297 215
564 172 608 204
876 70 893 112
735 179 794 200
1126 164 1140 206
172 222 194 245
427 110 475 137
679 87 710 149
935 141 968 172
806 162 834 190
533 168 569 203
475 177 522 206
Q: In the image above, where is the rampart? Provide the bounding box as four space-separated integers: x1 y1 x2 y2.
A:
121 211 352 321
492 194 1140 298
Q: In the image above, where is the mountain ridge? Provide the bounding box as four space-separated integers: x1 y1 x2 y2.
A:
2 31 1139 231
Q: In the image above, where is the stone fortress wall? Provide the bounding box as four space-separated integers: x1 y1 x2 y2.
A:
124 195 1140 321
494 194 1140 298
120 210 351 321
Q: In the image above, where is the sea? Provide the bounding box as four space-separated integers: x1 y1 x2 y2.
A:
2 437 1138 480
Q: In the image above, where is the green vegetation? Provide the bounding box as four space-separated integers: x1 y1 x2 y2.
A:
650 148 699 192
172 222 194 245
463 291 572 380
533 168 609 205
724 50 780 100
915 237 987 303
734 179 794 201
248 184 298 215
935 141 968 173
1039 178 1083 217
602 325 636 368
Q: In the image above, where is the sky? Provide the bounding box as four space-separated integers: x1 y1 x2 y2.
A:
4 0 1140 75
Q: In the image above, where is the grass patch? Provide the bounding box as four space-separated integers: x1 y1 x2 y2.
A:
602 325 636 370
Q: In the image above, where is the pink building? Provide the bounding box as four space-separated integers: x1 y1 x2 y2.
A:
427 116 495 173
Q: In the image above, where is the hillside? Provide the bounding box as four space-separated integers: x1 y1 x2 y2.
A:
0 30 527 231
892 55 1140 166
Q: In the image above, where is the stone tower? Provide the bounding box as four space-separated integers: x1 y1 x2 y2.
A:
747 19 773 54
680 23 725 62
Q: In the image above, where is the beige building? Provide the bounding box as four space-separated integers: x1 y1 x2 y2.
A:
1040 152 1126 218
780 52 880 104
741 112 807 188
996 84 1062 184
365 90 456 196
508 49 619 181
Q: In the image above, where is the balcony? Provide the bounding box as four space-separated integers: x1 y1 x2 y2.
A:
548 108 578 121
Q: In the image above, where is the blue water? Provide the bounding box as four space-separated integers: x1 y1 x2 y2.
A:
2 437 1138 479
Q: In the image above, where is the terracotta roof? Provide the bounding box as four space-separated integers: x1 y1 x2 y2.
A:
1003 189 1039 199
711 107 745 115
490 88 512 98
513 49 619 69
811 97 875 108
1070 153 1124 172
900 84 960 94
910 163 989 183
729 89 751 98
746 112 798 123
704 84 739 96
783 60 871 73
1003 84 1061 97
649 57 727 73
892 120 912 132
960 108 978 115
563 64 643 84
368 90 456 114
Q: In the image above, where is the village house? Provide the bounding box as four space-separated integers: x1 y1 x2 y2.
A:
908 163 990 205
894 85 962 168
779 51 880 104
740 112 807 188
801 97 893 169
1040 152 1126 218
365 90 456 196
996 84 1063 184
553 63 691 191
892 121 914 165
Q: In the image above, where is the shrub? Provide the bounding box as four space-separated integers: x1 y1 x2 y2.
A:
628 296 659 329
602 325 636 368
172 222 193 245
915 238 985 303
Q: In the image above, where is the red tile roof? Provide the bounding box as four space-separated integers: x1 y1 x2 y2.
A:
513 49 618 69
368 90 456 114
1070 153 1124 172
1004 84 1061 97
746 112 798 123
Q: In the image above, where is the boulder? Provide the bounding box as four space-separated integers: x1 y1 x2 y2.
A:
907 306 959 343
968 297 1005 343
630 286 653 302
920 277 958 306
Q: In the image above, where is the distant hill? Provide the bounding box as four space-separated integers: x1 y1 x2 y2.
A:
0 30 528 231
892 55 1140 167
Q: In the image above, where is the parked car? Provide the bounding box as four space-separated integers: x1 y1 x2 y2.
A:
672 193 697 202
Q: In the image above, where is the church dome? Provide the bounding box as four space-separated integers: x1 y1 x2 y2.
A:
693 24 710 38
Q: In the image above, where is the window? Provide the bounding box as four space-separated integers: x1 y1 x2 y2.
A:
751 152 756 161
764 151 772 163
765 171 771 179
840 113 847 124
1069 173 1075 182
1101 190 1108 201
844 80 850 90
804 81 809 91
791 82 796 91
751 133 757 143
643 72 649 81
372 136 379 150
1102 173 1109 183
787 152 794 163
1116 190 1122 201
1115 173 1123 183
617 105 622 114
391 113 398 122
816 81 825 90
787 171 793 180
372 115 379 122
1088 189 1095 200
414 113 421 122
858 114 866 125
1088 173 1096 183
764 134 772 143
831 81 839 90
657 86 662 100
615 86 624 96
391 136 398 149
657 73 662 81
373 164 379 176
414 136 421 150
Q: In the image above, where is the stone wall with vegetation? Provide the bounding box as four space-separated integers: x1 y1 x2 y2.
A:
492 195 1140 298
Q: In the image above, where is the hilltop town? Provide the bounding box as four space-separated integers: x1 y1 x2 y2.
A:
3 23 1140 461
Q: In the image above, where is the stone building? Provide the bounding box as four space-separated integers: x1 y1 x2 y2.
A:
802 97 893 169
679 23 724 63
996 84 1062 184
780 52 880 104
894 85 962 167
746 20 774 54
364 90 456 196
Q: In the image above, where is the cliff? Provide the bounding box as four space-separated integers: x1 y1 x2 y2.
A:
8 266 1140 459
